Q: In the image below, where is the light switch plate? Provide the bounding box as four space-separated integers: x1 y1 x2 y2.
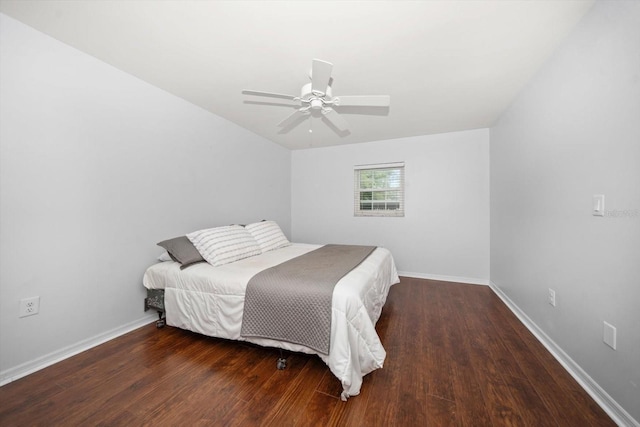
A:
593 194 605 216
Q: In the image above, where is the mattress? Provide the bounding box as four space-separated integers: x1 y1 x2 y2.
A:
142 243 400 399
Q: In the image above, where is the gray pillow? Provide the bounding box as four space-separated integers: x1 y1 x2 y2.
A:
157 236 205 269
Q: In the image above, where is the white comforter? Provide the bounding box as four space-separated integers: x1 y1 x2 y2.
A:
142 243 399 399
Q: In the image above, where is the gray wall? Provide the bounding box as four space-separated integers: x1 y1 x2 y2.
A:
0 14 290 380
490 0 640 421
292 129 490 283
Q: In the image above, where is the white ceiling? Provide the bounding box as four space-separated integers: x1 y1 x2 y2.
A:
0 0 594 150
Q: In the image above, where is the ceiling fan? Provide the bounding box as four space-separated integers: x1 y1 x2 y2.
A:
242 59 390 133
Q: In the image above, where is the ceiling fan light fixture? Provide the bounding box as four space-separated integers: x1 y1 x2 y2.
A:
310 98 324 110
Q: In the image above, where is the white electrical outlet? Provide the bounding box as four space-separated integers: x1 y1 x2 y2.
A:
19 296 40 318
603 321 617 350
548 288 556 307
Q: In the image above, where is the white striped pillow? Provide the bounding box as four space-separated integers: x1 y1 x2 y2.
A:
245 220 290 253
186 225 261 267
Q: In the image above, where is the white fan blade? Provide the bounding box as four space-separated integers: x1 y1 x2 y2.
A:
322 108 349 132
242 90 298 101
311 59 333 95
277 109 308 128
333 95 390 107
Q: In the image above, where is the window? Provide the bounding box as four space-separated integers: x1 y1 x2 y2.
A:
354 162 404 217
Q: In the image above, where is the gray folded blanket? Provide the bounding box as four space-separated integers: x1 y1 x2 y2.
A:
240 244 376 354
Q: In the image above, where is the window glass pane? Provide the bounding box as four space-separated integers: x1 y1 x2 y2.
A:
359 171 373 189
388 170 401 187
373 171 387 189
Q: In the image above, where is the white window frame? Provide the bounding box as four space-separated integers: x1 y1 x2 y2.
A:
354 162 405 217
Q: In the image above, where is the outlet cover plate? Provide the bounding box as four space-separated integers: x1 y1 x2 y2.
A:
603 321 617 350
19 296 40 318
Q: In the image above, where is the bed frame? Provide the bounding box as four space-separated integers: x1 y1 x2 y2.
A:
144 288 166 328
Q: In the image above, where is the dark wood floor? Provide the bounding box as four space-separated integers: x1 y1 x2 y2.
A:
0 277 615 426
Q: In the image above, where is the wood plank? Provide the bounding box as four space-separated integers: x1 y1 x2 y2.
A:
261 357 328 427
451 285 528 426
443 284 493 426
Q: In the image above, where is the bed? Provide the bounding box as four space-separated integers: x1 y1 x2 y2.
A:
142 223 399 400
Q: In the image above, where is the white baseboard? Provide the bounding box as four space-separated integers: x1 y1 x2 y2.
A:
489 281 639 427
398 271 489 286
0 314 156 387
